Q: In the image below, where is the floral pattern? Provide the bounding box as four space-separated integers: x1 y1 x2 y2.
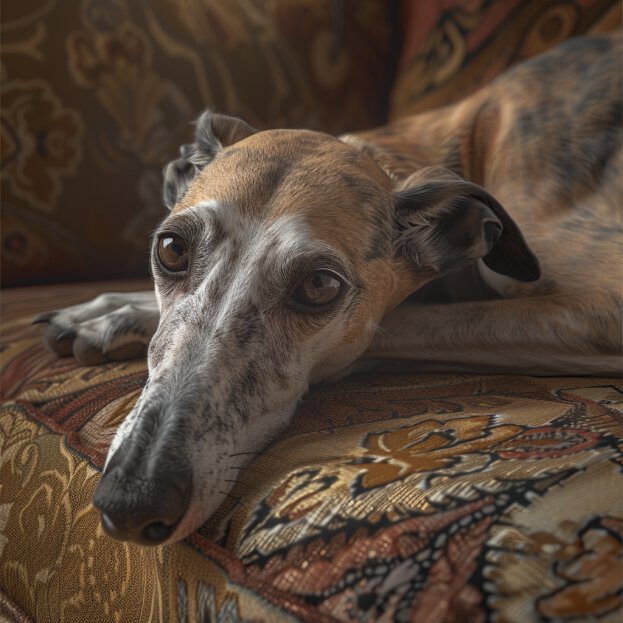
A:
350 415 523 489
1 0 392 287
66 2 192 168
1 79 84 212
1 284 621 622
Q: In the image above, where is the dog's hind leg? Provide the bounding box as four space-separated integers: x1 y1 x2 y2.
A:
34 291 159 365
366 291 622 376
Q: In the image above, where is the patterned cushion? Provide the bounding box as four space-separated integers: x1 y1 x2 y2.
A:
1 0 394 287
1 283 621 622
389 0 621 119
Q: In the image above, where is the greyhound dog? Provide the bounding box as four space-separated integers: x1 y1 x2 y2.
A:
36 34 621 545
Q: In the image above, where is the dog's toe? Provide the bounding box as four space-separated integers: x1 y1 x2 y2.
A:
32 311 57 325
43 324 75 357
73 336 109 366
34 293 156 365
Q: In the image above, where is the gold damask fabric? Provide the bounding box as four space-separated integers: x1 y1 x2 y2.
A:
1 0 394 288
390 0 621 119
1 283 622 622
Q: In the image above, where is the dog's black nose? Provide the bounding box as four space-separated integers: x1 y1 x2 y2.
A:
93 467 192 545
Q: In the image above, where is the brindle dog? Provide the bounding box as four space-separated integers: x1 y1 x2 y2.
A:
36 34 622 545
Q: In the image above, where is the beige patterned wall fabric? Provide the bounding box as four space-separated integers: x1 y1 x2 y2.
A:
1 0 394 287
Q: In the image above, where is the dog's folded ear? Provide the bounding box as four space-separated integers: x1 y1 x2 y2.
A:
162 110 257 210
393 167 540 281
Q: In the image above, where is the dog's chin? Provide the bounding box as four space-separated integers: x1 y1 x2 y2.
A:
161 496 221 546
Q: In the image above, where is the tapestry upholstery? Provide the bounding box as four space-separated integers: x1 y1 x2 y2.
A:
1 283 621 622
1 0 395 288
3 0 620 289
389 0 621 119
2 3 622 622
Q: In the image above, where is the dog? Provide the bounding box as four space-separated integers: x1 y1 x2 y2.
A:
35 34 622 546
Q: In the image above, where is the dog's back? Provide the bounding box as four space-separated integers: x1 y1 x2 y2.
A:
350 33 622 300
479 34 622 298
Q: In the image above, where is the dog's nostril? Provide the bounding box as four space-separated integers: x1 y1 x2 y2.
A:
99 512 174 544
100 512 117 535
141 520 172 543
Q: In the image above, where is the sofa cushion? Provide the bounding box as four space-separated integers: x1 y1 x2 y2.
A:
1 0 394 288
1 282 621 622
390 0 621 119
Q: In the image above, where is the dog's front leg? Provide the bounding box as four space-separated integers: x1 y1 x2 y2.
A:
366 292 622 376
35 291 159 365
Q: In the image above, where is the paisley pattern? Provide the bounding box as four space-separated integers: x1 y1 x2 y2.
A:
389 0 621 119
1 283 621 622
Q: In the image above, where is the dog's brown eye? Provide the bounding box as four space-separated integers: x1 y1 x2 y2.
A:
158 235 189 272
293 271 342 308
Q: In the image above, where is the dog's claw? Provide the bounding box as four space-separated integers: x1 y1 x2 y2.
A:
56 329 76 341
32 311 57 325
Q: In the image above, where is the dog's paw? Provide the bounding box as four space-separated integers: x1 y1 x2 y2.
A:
34 292 159 365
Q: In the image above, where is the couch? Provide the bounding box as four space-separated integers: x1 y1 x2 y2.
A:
1 1 621 621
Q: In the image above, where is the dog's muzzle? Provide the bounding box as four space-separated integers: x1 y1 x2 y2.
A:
92 412 193 545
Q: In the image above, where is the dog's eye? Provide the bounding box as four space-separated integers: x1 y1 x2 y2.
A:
158 235 189 272
292 271 342 308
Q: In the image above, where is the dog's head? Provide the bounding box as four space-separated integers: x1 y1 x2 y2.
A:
93 111 539 544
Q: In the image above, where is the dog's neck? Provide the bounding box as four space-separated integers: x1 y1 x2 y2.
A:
341 91 493 190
